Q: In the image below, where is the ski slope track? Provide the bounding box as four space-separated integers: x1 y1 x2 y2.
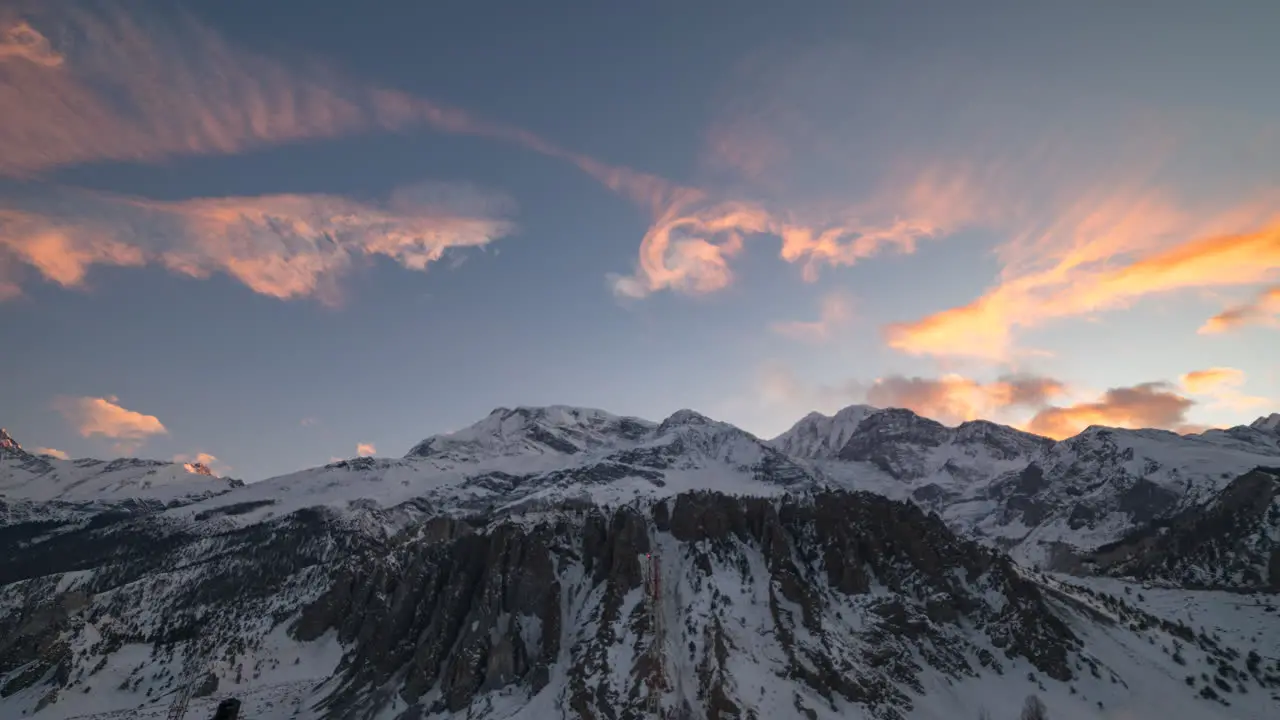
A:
1 407 1278 719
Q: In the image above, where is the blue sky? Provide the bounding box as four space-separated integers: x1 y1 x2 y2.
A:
1 0 1277 480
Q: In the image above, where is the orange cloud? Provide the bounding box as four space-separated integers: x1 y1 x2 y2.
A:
0 184 513 303
53 395 167 446
0 19 63 67
1026 382 1194 439
865 373 1066 426
887 209 1280 360
771 292 853 342
1179 367 1245 395
1179 366 1270 412
34 446 69 459
1199 285 1280 334
356 442 376 457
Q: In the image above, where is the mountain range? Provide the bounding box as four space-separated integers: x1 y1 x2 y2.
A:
1 405 1278 719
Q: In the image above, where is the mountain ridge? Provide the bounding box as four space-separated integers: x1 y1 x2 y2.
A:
2 407 1280 719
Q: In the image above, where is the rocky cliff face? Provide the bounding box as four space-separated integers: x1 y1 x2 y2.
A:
261 492 1089 720
0 487 1118 720
1086 467 1280 590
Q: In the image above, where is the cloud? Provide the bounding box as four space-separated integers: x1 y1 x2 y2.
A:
299 417 318 427
1179 367 1246 395
887 207 1280 360
0 5 972 304
52 395 167 452
34 446 69 459
865 373 1067 426
1025 382 1195 439
1179 366 1270 412
607 168 977 299
0 183 514 303
0 19 64 67
771 292 853 342
1199 285 1280 334
356 442 376 457
0 4 582 177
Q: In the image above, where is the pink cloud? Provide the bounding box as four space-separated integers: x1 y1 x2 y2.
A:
0 19 64 67
356 442 376 457
0 183 513 303
53 395 167 452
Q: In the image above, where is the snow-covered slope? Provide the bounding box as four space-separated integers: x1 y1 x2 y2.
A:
0 428 241 507
167 406 812 532
6 487 1278 720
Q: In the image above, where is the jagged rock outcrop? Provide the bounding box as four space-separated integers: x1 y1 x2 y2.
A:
292 491 1084 720
1087 467 1280 590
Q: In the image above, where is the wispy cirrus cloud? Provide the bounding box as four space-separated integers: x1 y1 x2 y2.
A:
606 166 981 299
771 292 854 343
0 4 577 178
1199 285 1280 334
0 182 514 303
1 5 976 306
886 202 1280 361
52 395 167 453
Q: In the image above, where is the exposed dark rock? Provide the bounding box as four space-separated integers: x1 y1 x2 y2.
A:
1088 467 1280 590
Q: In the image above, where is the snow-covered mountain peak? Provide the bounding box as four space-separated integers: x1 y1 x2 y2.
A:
404 405 656 461
769 404 878 459
183 461 217 477
1251 412 1280 433
0 427 22 455
655 408 718 432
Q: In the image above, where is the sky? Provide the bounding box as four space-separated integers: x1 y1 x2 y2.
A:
1 0 1277 481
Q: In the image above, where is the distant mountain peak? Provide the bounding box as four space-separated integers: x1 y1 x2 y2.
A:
770 404 878 459
405 405 655 460
0 428 31 462
183 461 217 477
656 408 715 433
1251 412 1280 433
